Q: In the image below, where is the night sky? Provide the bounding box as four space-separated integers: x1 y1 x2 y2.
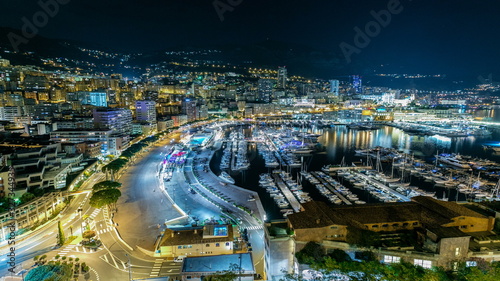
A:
1 0 500 76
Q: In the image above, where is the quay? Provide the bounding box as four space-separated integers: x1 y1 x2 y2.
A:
271 173 303 212
310 172 352 205
354 172 411 202
325 165 373 172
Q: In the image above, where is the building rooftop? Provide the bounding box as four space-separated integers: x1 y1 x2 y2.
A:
289 196 489 230
427 227 470 239
158 225 234 247
181 253 254 274
52 128 112 132
412 196 487 220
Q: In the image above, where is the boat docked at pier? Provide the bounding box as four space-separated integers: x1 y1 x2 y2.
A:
436 153 471 169
219 171 235 184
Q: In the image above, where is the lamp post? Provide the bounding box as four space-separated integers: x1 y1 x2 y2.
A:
238 253 242 281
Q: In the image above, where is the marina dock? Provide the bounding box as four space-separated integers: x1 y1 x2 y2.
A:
272 173 302 212
355 172 411 202
310 172 352 205
324 165 373 172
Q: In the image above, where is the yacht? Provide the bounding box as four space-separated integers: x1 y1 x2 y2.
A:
483 145 500 152
437 154 471 169
219 171 235 184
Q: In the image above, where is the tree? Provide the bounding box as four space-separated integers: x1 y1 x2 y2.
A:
92 181 121 192
20 192 35 204
203 264 239 281
314 257 453 281
57 221 65 246
328 249 351 263
457 260 500 281
295 242 325 265
24 264 72 281
82 230 96 241
355 251 377 262
89 188 122 211
382 261 429 281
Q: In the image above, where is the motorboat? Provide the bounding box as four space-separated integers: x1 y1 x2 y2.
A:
219 171 235 184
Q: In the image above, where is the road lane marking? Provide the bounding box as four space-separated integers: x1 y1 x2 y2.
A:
109 252 119 268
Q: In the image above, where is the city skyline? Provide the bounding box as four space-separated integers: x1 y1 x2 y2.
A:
2 1 500 281
0 1 499 78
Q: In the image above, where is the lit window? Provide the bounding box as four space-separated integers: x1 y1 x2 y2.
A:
414 259 432 269
455 248 461 256
466 261 477 267
384 255 401 264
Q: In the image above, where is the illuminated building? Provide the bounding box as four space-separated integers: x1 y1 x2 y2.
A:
258 78 274 103
351 75 362 93
93 107 132 135
135 100 157 123
277 67 287 89
330 79 340 96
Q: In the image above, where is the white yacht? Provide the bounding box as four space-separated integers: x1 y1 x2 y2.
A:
219 171 235 184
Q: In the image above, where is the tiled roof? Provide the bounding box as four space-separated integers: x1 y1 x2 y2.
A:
287 201 345 229
427 227 470 239
333 202 422 224
411 196 487 219
289 196 488 230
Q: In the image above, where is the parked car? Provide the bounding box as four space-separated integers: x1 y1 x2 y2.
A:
173 255 186 263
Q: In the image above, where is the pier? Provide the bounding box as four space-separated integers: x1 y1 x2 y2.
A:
310 172 352 205
354 172 411 202
324 166 373 172
272 173 303 212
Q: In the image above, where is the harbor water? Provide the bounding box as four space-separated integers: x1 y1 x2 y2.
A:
210 124 500 220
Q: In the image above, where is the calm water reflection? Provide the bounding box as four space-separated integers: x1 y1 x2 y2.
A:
475 105 500 122
215 124 500 220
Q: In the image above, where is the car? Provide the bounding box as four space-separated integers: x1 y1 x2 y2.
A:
173 255 186 263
